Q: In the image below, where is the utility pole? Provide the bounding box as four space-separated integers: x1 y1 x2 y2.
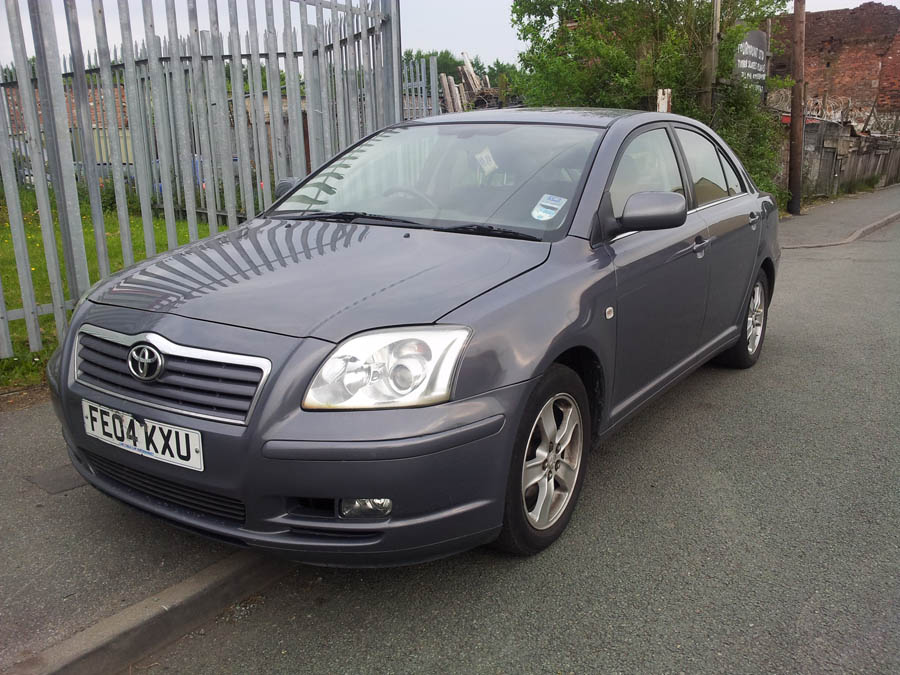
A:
702 0 722 109
788 0 806 214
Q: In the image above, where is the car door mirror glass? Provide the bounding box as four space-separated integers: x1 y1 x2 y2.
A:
619 191 686 231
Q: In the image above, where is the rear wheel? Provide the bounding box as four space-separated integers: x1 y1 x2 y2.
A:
716 268 770 369
494 364 589 555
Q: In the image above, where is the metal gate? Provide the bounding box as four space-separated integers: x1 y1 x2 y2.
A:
0 0 443 361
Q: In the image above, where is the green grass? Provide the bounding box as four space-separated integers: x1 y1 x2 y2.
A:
1 187 202 390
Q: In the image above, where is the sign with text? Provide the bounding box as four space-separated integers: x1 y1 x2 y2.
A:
735 30 768 97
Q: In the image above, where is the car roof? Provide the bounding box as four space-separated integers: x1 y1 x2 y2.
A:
408 107 642 128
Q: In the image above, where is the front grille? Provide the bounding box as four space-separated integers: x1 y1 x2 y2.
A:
75 327 268 424
84 449 246 523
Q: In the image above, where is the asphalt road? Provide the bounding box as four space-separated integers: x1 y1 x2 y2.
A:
120 221 900 674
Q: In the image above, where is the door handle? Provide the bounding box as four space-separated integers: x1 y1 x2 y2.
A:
692 237 711 255
749 211 761 230
669 236 711 262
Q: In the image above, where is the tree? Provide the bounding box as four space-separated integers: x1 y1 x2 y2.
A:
511 0 791 205
403 49 464 79
486 59 519 86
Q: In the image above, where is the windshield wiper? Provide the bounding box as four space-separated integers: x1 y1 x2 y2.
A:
442 223 544 242
273 210 427 227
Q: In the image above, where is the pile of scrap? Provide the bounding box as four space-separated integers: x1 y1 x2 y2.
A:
440 52 499 112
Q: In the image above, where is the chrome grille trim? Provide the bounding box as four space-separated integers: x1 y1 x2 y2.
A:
73 324 272 425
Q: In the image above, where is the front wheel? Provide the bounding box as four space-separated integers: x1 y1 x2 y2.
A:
494 364 590 555
715 268 770 369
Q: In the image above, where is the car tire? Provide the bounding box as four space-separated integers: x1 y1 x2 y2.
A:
493 364 590 556
715 268 770 369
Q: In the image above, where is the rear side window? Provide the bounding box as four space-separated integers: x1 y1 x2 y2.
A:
675 128 728 207
608 128 684 218
719 151 744 196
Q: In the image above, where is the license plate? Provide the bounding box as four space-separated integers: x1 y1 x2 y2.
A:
82 399 204 471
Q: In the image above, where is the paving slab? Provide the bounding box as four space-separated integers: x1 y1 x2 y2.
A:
780 183 900 247
0 399 233 671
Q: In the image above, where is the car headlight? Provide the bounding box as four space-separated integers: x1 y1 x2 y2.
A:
303 326 471 410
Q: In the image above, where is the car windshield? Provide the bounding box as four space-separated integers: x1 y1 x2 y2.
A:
274 123 603 236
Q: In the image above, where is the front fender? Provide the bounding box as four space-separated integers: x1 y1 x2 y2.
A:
443 237 616 421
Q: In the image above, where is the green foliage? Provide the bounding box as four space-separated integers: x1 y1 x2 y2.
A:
708 82 788 206
403 49 464 79
841 174 880 195
514 12 643 108
511 0 791 207
403 49 520 90
487 59 519 87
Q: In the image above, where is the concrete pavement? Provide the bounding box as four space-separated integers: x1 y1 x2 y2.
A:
780 183 900 247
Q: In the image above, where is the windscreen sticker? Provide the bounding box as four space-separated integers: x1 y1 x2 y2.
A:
531 194 567 221
475 147 499 175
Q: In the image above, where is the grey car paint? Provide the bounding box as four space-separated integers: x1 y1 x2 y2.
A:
48 108 780 566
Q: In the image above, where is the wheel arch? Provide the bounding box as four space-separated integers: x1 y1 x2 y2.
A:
550 345 605 447
761 257 776 298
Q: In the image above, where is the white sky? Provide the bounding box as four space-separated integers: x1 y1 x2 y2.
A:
0 0 894 69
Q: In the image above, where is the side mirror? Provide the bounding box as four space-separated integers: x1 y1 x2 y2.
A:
620 191 686 231
274 177 301 200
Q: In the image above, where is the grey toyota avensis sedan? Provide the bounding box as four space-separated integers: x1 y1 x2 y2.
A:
48 108 779 566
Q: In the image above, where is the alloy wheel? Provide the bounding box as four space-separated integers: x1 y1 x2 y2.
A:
521 393 583 530
747 281 765 354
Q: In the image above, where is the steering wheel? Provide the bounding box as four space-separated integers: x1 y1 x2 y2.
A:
383 186 439 211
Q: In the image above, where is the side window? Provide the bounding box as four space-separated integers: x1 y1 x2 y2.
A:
718 151 744 196
608 128 684 218
675 128 729 206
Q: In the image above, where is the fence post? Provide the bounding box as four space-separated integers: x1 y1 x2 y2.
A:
381 0 402 124
226 0 256 219
247 0 273 208
345 6 360 143
143 4 179 249
207 0 239 229
358 2 376 134
299 0 323 168
282 0 307 176
265 0 288 180
165 0 200 241
0 79 41 351
92 0 134 268
118 0 157 256
64 0 110 279
330 0 349 150
430 56 440 116
30 0 91 299
187 0 217 232
7 0 68 339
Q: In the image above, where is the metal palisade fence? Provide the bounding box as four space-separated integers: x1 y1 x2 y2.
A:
0 0 442 359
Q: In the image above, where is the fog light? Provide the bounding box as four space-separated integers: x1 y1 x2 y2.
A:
339 498 393 518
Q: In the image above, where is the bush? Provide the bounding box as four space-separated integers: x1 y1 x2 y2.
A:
512 0 792 208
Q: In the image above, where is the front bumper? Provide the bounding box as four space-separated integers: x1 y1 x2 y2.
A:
51 307 531 567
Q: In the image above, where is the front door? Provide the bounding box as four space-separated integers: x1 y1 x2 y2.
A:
605 126 711 417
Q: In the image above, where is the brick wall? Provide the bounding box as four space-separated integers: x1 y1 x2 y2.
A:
771 1 900 112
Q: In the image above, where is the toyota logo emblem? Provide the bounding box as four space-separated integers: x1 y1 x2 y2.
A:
127 344 165 382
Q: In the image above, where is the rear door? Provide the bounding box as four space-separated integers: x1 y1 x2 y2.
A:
673 127 762 345
606 125 711 416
